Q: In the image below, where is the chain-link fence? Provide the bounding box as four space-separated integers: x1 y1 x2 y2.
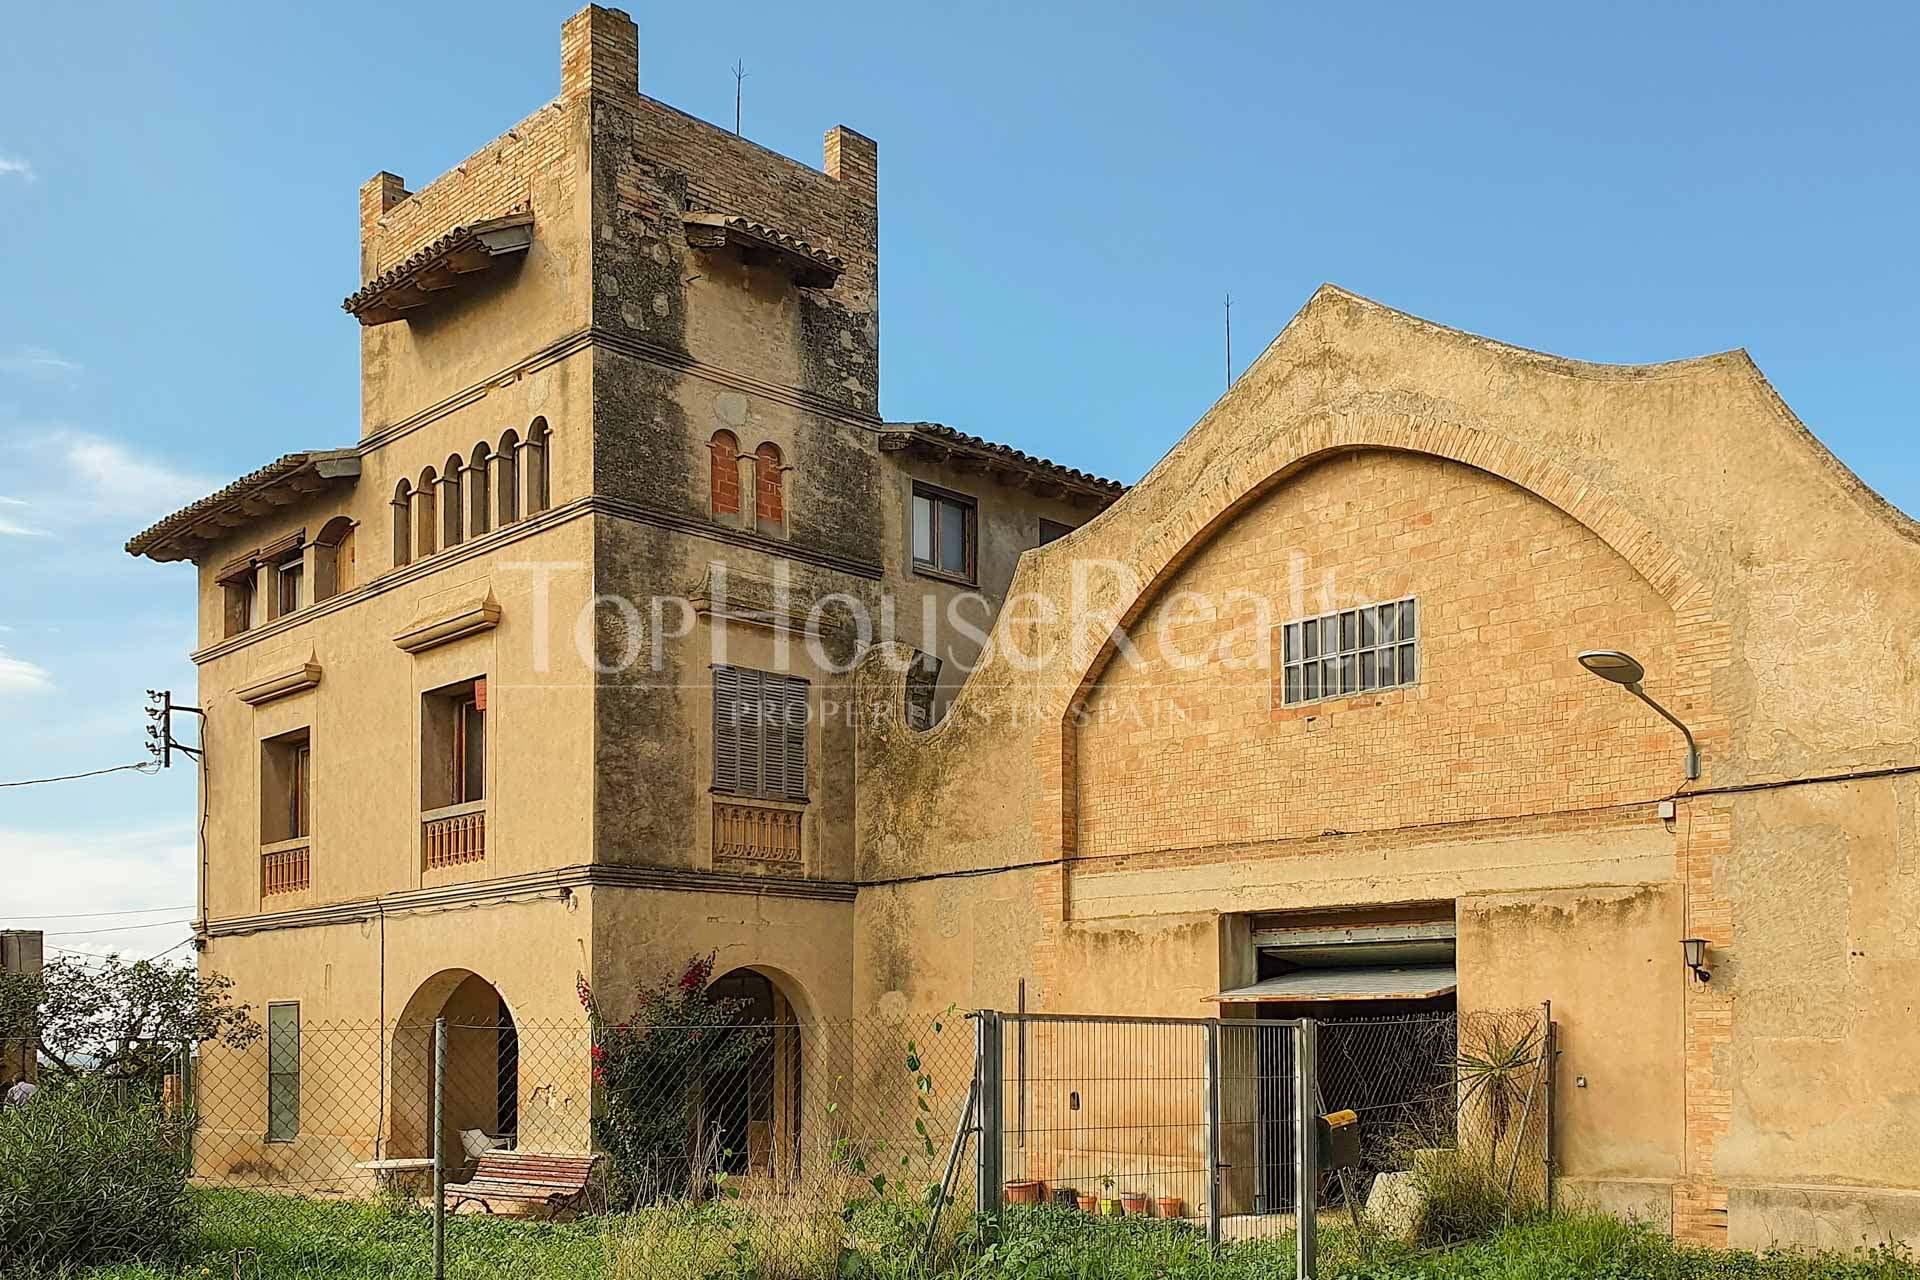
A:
1317 1006 1555 1246
174 1009 973 1277
972 1007 1555 1274
3 1004 1551 1276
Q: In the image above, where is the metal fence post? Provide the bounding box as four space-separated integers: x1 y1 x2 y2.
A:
1204 1020 1222 1249
973 1012 1003 1227
1541 1002 1557 1214
1295 1018 1318 1280
432 1016 447 1280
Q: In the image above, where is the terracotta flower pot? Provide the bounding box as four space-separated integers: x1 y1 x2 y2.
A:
1076 1194 1100 1213
1121 1193 1149 1216
1156 1196 1184 1219
1004 1179 1043 1205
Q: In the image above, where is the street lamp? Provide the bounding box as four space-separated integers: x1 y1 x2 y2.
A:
1577 650 1701 780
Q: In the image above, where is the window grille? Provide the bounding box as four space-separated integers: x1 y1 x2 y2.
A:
1281 598 1418 705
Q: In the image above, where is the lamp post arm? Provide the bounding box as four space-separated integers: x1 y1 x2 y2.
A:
1629 685 1701 780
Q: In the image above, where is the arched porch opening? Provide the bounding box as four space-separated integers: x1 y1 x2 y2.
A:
706 967 803 1184
387 969 519 1164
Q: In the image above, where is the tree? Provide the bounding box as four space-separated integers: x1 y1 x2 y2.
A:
0 954 259 1088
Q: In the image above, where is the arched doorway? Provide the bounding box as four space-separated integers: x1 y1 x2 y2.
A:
388 970 518 1163
706 968 802 1183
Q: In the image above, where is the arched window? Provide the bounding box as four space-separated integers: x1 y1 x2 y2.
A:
754 442 787 537
442 456 464 548
314 516 355 601
709 430 741 519
467 444 492 538
525 418 551 515
415 467 439 558
495 430 520 527
392 481 413 567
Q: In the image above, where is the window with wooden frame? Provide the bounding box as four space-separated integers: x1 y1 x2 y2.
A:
313 517 354 602
1038 517 1075 547
265 1001 300 1142
422 678 487 810
261 729 312 843
711 666 809 802
218 560 256 638
274 558 303 618
911 483 976 582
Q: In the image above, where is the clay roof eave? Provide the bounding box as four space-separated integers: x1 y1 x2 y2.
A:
681 211 845 289
343 212 535 325
878 423 1124 507
126 450 361 564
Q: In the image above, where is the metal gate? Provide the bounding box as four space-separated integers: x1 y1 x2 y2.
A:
973 1013 1319 1273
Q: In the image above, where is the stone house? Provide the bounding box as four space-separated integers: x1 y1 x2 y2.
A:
127 5 1920 1250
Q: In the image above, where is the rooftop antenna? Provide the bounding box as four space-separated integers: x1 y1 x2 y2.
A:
732 60 747 136
1224 292 1233 389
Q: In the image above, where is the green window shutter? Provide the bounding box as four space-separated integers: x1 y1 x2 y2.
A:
266 1002 300 1142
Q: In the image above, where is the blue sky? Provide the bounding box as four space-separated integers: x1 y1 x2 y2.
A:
2 1 1915 957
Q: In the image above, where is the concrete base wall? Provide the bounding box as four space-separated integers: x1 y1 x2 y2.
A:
1729 1185 1920 1254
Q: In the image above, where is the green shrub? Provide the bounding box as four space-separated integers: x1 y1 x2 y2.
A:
579 957 771 1208
0 1077 192 1272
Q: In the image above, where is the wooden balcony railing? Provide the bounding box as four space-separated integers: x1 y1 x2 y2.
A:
713 800 803 866
260 843 311 896
423 803 486 871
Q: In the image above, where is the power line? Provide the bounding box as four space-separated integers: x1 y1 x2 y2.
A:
0 761 158 788
2 905 195 921
41 919 192 938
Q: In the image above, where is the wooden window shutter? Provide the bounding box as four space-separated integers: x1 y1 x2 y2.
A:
712 665 807 801
780 676 808 800
713 665 742 794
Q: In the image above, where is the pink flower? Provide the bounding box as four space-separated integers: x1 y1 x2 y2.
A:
590 1045 606 1063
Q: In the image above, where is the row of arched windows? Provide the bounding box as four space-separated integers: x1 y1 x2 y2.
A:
394 418 552 568
709 431 787 538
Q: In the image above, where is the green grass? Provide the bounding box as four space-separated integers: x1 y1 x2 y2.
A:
70 1191 1920 1280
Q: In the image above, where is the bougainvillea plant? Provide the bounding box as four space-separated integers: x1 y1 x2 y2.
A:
577 954 770 1206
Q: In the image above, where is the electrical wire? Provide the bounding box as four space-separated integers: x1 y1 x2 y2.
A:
0 761 159 788
1 905 195 921
40 919 192 938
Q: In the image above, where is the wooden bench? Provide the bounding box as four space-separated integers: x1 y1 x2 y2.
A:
445 1151 600 1217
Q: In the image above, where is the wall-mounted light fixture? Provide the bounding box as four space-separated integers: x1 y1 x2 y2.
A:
1577 650 1701 780
1682 937 1711 983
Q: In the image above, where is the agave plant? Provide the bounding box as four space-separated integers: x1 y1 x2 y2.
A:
1453 1017 1542 1167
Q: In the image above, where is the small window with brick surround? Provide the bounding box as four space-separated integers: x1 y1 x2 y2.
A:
754 442 787 538
1281 598 1419 706
710 430 742 519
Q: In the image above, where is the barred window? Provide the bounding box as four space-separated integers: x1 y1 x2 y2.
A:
712 665 809 802
1281 598 1419 705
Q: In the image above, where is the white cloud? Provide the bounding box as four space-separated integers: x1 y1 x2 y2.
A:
0 155 32 182
0 823 197 960
0 646 53 693
58 432 209 520
0 514 49 537
0 429 211 532
0 346 82 379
